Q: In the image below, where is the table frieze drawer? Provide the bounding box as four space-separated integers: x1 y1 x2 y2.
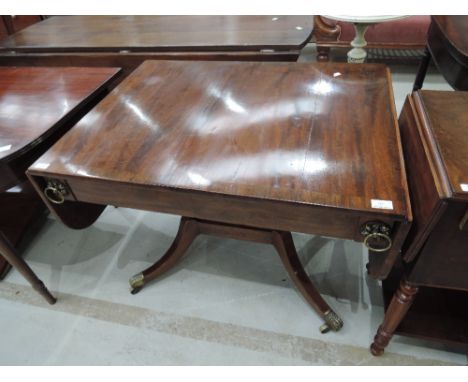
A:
28 172 407 281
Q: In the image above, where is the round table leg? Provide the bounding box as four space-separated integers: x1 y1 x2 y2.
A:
0 231 56 304
348 23 371 63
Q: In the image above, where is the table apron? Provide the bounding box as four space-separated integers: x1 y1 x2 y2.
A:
29 173 404 237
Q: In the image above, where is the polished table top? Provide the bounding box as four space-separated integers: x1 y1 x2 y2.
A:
0 66 120 298
417 91 468 200
0 67 120 163
0 16 313 52
29 60 409 218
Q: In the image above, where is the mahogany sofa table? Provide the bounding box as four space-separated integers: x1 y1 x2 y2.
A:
27 61 411 330
0 16 313 78
0 66 121 303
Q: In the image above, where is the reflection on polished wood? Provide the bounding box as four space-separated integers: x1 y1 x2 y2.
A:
0 16 314 75
0 67 121 166
1 16 313 51
0 66 121 301
28 61 410 217
416 91 468 198
413 16 468 90
28 61 411 321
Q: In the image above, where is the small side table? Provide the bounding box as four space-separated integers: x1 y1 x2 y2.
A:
325 15 408 63
371 90 468 355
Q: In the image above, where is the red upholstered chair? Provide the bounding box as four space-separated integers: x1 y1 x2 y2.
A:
312 15 431 62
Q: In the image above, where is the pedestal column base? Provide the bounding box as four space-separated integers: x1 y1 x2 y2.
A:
130 217 343 333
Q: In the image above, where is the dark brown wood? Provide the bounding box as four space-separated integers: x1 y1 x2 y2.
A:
272 230 332 318
0 67 122 190
312 16 341 62
27 61 410 217
371 90 468 355
27 61 412 281
130 216 199 291
0 67 120 162
130 216 341 330
0 182 47 278
371 280 419 356
412 47 431 91
402 91 468 262
410 202 468 290
419 16 468 90
0 16 313 72
381 271 468 347
26 61 412 323
0 231 56 304
398 94 448 261
0 51 301 81
1 16 313 52
1 16 15 35
1 16 44 37
418 91 468 199
0 66 121 301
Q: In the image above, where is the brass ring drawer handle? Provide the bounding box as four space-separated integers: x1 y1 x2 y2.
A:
363 232 392 252
44 180 68 205
44 185 65 204
360 221 392 252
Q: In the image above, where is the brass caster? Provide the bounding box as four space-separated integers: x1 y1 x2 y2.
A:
129 273 145 295
130 286 143 295
319 309 343 333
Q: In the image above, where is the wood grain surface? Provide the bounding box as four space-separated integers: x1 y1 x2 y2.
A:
0 16 313 52
28 60 410 217
418 91 468 200
0 66 121 163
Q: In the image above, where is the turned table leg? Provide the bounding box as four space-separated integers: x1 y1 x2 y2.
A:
0 231 56 304
370 280 418 356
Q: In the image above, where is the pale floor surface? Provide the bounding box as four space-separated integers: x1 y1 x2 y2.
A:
1 44 466 365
